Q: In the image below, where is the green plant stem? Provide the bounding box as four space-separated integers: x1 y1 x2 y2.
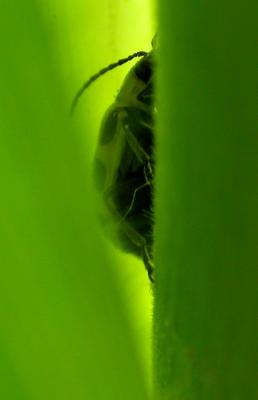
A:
154 2 258 399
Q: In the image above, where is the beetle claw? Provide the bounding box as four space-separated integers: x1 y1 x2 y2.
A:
143 246 154 282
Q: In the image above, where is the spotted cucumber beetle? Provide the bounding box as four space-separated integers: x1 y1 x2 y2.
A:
72 37 156 282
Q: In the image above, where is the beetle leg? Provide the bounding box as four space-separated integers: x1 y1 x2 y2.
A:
122 118 152 165
117 110 154 182
119 180 150 222
103 182 154 281
103 184 147 244
142 246 154 282
122 116 154 183
143 163 154 184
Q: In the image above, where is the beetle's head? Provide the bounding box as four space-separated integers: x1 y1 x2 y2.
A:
71 36 158 115
71 51 148 115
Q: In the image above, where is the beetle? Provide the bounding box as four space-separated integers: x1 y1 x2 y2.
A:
71 37 156 282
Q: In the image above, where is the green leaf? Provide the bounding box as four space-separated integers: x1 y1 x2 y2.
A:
154 1 258 399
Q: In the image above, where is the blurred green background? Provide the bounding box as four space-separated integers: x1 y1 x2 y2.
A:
0 0 155 399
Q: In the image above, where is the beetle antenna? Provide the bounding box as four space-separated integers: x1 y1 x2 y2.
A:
70 51 148 115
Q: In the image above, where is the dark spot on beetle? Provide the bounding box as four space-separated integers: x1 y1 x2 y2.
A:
137 82 153 106
134 55 153 83
99 109 118 145
93 158 107 191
